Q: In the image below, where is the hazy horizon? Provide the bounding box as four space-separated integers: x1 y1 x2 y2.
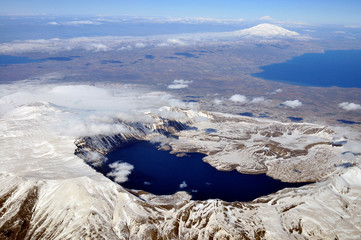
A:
1 0 361 26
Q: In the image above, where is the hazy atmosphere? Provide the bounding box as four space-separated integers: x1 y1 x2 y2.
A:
2 0 361 25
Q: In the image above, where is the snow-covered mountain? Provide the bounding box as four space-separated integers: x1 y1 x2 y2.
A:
0 23 303 54
234 23 300 37
0 82 360 239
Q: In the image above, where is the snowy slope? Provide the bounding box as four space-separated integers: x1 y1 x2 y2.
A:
0 24 303 54
0 82 361 239
234 23 300 37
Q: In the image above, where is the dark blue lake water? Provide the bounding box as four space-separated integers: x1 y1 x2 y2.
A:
253 50 361 88
0 55 45 65
104 141 307 202
0 55 74 65
337 119 361 125
288 117 303 122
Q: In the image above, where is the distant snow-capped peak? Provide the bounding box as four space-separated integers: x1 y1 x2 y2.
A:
235 23 299 37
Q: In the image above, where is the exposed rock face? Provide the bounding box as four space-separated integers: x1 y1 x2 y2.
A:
1 168 361 239
74 118 193 169
1 100 360 239
75 109 356 184
159 111 357 183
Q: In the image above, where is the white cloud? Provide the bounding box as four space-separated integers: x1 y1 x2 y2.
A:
48 20 102 26
339 102 361 111
271 88 283 94
68 20 102 25
167 79 193 89
167 38 187 46
345 25 361 29
0 23 305 54
174 79 193 84
343 140 361 153
0 37 116 53
152 108 189 121
156 38 189 47
260 16 272 21
251 96 265 103
184 17 245 24
213 98 222 105
106 162 134 183
128 16 244 24
0 80 192 137
0 80 199 180
168 84 188 90
229 94 248 103
282 100 303 108
135 42 146 48
88 43 109 51
179 181 188 188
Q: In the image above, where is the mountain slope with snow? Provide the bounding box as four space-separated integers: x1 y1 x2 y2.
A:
0 82 360 239
234 23 300 37
0 23 303 54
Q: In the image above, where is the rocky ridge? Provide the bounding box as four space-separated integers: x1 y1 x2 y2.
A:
76 109 359 183
1 102 361 239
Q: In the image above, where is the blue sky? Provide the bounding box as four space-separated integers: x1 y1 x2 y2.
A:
1 0 361 25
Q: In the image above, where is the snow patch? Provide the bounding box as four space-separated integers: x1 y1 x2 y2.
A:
235 23 300 37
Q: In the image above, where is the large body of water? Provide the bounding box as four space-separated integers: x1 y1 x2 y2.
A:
0 55 45 65
104 141 307 202
253 50 361 88
0 55 74 65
